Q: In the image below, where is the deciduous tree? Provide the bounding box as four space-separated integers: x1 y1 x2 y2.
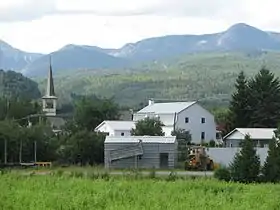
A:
131 117 165 136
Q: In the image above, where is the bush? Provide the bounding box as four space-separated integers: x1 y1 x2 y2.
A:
166 171 178 182
214 167 231 182
148 168 156 179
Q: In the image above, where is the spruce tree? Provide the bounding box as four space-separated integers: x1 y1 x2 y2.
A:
247 67 280 128
262 129 280 183
228 71 250 130
230 134 260 183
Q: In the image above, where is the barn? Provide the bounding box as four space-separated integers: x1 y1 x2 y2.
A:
104 136 178 169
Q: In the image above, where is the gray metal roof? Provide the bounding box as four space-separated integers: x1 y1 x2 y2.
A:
137 101 196 114
45 56 55 97
105 136 176 143
224 128 277 140
95 120 135 131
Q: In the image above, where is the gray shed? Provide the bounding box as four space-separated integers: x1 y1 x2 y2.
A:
104 136 178 169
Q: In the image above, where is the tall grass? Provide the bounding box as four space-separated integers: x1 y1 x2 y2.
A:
0 172 279 209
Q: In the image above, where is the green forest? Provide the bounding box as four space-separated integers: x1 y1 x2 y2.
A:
0 70 40 100
35 51 280 109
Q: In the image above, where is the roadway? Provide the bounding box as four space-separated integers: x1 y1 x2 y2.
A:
20 170 214 177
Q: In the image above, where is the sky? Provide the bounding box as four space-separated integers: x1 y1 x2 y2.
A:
0 0 279 54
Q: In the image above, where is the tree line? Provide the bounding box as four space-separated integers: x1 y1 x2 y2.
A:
0 96 120 166
214 67 280 135
214 67 280 183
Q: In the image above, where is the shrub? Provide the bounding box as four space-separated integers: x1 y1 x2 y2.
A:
214 167 231 182
148 168 156 179
166 171 178 182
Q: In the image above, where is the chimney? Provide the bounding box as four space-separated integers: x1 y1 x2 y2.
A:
148 98 154 106
129 109 134 121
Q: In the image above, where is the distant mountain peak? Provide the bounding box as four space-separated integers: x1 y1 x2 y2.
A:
0 40 13 49
3 22 280 76
225 23 262 34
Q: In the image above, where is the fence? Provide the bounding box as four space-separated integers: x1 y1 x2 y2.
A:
207 148 269 167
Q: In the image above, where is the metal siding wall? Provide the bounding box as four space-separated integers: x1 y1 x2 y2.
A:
207 148 269 166
104 142 178 169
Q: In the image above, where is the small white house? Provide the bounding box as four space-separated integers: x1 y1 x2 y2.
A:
95 121 135 137
223 128 276 148
133 99 218 144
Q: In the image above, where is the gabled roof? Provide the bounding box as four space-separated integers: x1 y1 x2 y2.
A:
105 136 176 143
223 128 277 140
95 120 135 131
137 101 197 114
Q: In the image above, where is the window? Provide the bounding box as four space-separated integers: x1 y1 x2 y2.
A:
121 132 124 136
201 117 205 124
201 132 205 140
185 117 189 123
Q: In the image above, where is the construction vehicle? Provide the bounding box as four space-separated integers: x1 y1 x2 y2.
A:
184 146 215 171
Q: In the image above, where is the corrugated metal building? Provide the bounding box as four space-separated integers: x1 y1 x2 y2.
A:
104 136 178 169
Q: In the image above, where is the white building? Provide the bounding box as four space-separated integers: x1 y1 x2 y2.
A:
95 121 135 137
133 99 218 144
223 128 276 148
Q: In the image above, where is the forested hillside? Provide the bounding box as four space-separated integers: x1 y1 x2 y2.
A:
0 70 41 100
36 51 280 108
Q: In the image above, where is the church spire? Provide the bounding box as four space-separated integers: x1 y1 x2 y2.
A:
46 56 55 96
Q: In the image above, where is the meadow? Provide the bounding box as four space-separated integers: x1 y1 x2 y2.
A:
0 171 279 210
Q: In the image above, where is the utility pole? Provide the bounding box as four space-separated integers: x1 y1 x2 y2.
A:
34 141 37 163
4 139 7 164
19 139 22 163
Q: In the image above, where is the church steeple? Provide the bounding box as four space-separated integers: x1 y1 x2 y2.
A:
42 55 58 116
46 56 55 96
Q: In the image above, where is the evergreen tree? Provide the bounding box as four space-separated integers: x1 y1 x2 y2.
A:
230 134 260 183
228 71 250 130
262 128 280 183
247 67 280 128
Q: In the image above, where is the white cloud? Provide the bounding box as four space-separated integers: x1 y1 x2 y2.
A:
0 0 279 53
0 0 57 22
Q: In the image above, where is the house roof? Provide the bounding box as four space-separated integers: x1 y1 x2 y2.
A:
137 101 197 114
105 136 176 143
95 120 135 131
223 128 277 140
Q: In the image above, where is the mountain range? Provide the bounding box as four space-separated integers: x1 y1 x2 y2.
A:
2 23 280 77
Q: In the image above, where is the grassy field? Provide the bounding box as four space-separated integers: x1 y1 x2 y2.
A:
0 172 279 209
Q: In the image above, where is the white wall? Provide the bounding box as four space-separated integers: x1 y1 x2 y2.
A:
162 126 174 136
133 113 175 126
207 148 268 166
114 130 132 137
96 124 115 136
133 113 175 136
176 104 216 144
96 124 132 137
